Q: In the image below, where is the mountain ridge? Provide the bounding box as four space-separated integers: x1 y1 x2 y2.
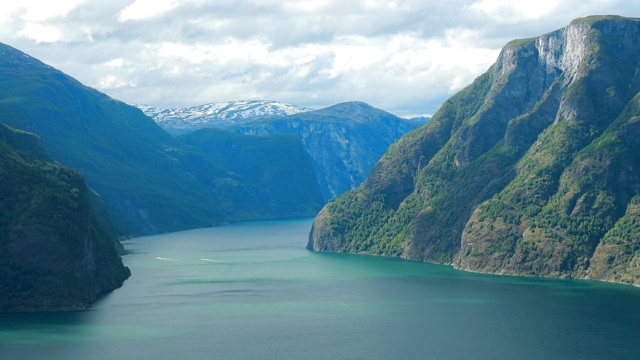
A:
0 42 229 235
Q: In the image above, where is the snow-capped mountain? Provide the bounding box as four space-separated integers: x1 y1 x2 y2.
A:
136 100 312 134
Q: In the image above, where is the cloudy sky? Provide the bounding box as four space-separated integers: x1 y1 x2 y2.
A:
1 0 638 117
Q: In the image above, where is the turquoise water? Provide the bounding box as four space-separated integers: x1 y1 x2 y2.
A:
1 218 639 359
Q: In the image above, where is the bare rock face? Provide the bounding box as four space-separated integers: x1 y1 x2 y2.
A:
309 16 640 286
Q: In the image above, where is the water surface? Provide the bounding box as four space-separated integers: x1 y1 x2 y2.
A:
1 218 639 359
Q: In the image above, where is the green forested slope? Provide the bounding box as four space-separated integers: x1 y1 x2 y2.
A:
0 123 130 311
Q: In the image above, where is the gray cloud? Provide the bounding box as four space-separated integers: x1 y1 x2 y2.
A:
2 0 639 117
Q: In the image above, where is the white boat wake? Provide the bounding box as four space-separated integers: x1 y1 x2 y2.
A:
156 257 180 261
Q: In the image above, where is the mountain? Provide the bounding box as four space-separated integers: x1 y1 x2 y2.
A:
137 100 312 134
308 16 640 286
231 102 423 201
0 123 130 311
0 42 230 236
177 129 324 220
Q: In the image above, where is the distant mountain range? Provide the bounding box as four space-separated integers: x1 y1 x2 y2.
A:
142 101 423 201
309 15 640 286
136 100 312 134
409 116 431 122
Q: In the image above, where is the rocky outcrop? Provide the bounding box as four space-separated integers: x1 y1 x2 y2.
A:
309 16 640 286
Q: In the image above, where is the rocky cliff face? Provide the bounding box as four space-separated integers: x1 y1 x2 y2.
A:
309 16 640 286
0 123 130 311
232 102 422 201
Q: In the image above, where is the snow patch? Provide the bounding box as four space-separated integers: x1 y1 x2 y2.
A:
135 100 313 132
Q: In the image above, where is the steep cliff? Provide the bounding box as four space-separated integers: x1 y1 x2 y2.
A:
233 102 422 201
309 15 640 285
0 123 130 311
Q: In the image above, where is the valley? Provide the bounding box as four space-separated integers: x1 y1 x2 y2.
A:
1 15 640 318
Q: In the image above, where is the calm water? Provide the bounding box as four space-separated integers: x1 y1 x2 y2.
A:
1 218 639 359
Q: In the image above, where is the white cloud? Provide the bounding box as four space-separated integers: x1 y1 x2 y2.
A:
331 36 386 74
283 0 332 13
104 58 125 68
118 0 182 21
19 23 62 43
99 74 136 89
2 0 639 117
0 0 85 21
469 0 561 21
